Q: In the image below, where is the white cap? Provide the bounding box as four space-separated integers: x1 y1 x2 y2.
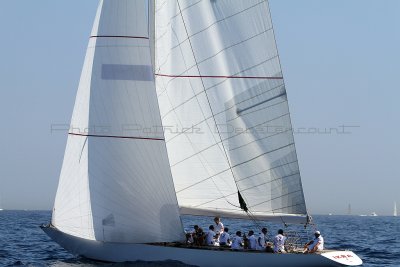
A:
315 231 321 235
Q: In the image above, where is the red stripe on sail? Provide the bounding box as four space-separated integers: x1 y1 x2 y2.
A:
69 133 164 141
90 35 149 40
155 73 283 80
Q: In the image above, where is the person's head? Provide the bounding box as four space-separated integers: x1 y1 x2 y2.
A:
261 227 268 234
236 231 242 237
194 225 199 230
224 227 229 233
214 216 220 224
314 231 321 237
278 229 284 235
209 225 215 230
248 230 254 236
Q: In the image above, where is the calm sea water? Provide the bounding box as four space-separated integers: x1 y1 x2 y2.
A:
0 211 399 267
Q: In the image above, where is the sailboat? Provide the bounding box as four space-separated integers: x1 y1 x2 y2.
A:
394 202 397 217
42 0 363 266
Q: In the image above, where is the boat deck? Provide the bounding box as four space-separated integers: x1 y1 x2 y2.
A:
148 242 325 255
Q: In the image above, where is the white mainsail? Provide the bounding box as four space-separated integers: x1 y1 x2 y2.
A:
52 0 184 243
155 0 307 223
394 202 397 217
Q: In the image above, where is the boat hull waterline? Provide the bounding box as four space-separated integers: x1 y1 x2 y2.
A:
42 226 362 266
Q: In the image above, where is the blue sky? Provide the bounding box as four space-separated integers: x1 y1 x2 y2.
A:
0 0 399 215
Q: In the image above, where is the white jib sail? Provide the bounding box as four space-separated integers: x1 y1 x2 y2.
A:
52 0 184 243
155 0 307 223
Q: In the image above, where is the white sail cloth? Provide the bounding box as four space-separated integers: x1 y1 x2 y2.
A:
155 0 307 223
52 0 184 243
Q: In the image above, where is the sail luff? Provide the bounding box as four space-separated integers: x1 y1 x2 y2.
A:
51 0 103 239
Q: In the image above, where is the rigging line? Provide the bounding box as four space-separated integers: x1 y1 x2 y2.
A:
68 132 164 141
155 74 283 79
176 0 244 209
90 35 149 40
170 113 290 168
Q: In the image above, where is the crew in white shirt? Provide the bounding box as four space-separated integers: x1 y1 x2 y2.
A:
304 231 324 253
219 227 230 246
273 229 286 253
256 227 268 251
206 225 217 246
247 230 257 250
231 231 244 250
214 217 224 235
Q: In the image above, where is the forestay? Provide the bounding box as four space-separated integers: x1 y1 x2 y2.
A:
52 0 184 243
155 0 308 223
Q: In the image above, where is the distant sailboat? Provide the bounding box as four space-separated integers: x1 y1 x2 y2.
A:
41 0 363 266
394 202 397 217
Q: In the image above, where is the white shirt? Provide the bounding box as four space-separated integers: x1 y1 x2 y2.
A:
219 232 230 244
256 233 266 250
214 222 224 234
206 230 216 245
309 235 324 251
273 234 286 253
248 235 257 250
231 235 243 250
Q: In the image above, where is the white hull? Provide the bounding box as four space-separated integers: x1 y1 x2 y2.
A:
42 226 362 267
